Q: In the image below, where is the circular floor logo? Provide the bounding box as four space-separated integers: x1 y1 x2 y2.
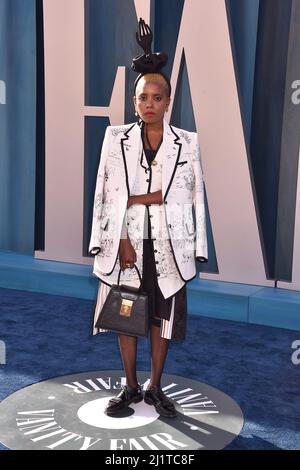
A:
0 371 243 450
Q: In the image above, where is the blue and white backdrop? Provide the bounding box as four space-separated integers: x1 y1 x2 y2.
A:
1 0 300 290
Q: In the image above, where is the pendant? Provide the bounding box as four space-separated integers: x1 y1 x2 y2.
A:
151 160 157 166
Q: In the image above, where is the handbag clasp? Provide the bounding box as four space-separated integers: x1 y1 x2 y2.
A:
120 299 133 317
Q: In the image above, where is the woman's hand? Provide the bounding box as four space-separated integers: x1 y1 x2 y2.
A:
127 191 163 207
119 237 137 271
127 196 136 209
150 190 163 205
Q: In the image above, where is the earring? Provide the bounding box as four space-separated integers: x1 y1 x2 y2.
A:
135 111 138 116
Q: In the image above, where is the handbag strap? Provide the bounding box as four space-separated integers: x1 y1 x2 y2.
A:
117 264 144 290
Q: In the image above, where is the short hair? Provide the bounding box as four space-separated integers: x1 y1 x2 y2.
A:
134 72 171 97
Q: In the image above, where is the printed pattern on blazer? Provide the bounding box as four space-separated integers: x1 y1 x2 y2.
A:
89 117 208 300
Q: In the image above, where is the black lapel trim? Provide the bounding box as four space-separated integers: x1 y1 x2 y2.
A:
148 159 152 192
140 122 150 175
163 125 182 202
140 149 149 174
102 123 137 276
120 123 137 197
162 125 191 282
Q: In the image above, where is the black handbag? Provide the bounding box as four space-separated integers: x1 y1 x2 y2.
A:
95 264 149 337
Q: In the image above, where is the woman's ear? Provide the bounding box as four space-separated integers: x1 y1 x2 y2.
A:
166 96 171 112
133 95 138 116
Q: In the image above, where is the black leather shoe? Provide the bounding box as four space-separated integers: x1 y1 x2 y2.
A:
105 384 143 416
144 386 177 418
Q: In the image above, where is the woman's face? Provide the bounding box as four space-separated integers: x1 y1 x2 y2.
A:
134 77 170 125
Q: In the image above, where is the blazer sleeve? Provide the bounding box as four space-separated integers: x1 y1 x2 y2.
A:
88 126 111 256
191 132 208 262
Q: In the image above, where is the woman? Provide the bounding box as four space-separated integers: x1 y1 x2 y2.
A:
89 19 208 418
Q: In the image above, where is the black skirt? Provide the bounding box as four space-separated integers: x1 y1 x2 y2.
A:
142 209 187 340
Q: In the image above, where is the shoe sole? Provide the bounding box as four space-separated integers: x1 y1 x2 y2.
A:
144 396 177 418
105 394 143 416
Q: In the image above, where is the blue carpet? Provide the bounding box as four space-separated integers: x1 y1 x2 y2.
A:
0 286 299 450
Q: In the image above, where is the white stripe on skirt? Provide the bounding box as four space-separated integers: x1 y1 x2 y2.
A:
160 296 175 340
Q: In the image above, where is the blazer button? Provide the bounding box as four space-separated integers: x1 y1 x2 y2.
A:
146 179 150 182
157 273 160 276
155 261 158 264
168 224 172 228
154 249 157 253
149 214 153 218
164 200 168 204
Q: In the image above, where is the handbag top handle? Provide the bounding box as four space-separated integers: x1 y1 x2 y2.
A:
117 264 144 290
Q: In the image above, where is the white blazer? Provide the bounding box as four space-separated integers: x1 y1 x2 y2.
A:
89 117 208 298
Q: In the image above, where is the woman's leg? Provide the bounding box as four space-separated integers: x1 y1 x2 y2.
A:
105 334 142 415
118 334 139 389
148 318 170 389
144 321 176 417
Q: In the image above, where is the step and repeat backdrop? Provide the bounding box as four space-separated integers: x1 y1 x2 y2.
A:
1 0 300 289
